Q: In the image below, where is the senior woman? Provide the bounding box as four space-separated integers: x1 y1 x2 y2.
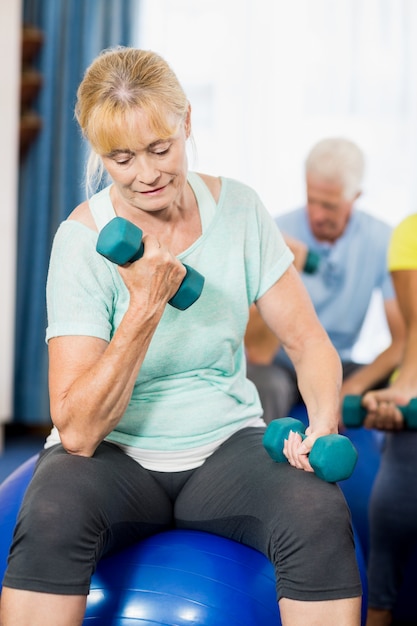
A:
0 47 361 626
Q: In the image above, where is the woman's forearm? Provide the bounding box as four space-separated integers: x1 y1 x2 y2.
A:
49 301 165 456
293 336 342 433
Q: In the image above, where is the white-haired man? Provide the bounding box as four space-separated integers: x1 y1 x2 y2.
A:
246 137 406 423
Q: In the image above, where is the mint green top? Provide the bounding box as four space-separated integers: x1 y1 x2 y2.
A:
46 173 293 468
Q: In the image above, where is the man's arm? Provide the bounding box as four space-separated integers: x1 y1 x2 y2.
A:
341 296 406 398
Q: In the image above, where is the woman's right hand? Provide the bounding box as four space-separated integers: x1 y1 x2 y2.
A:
118 233 187 313
48 235 186 457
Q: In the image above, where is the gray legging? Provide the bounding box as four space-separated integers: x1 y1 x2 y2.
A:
367 431 417 610
3 427 362 602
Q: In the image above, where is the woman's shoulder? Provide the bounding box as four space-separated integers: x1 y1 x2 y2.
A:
195 173 222 203
195 172 256 198
67 199 98 231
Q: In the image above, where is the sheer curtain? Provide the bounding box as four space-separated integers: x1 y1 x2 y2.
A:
14 0 138 424
137 0 417 225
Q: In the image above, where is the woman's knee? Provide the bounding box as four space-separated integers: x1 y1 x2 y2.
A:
270 479 359 599
278 478 352 553
13 451 108 554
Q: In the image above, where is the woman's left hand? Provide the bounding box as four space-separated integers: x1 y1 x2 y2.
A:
283 430 315 472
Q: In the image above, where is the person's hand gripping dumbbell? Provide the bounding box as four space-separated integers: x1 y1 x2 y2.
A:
263 417 358 482
342 394 417 430
96 217 205 311
284 235 320 274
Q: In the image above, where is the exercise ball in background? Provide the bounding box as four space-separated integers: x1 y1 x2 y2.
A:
0 452 368 625
339 426 384 561
289 402 383 561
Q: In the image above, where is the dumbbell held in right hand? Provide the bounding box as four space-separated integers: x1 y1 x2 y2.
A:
96 217 205 311
342 394 417 429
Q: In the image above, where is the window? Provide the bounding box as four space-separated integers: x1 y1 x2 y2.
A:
136 0 417 360
137 0 417 224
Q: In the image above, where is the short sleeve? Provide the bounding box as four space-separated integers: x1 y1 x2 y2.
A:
388 214 417 271
45 221 123 342
239 185 294 302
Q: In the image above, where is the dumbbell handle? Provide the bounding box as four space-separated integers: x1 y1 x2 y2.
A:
263 417 358 483
303 250 320 274
342 395 417 429
96 217 205 311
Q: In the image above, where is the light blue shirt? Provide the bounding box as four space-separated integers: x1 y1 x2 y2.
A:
274 207 394 366
46 173 293 467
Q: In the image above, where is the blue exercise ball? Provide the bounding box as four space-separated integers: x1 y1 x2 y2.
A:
0 454 38 577
0 455 280 625
87 530 281 625
339 427 384 562
0 452 369 625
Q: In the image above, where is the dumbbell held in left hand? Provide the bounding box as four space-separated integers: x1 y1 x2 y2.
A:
342 394 417 429
96 217 205 311
263 417 358 482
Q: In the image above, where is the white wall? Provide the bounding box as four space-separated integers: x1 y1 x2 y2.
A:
137 0 417 363
137 0 417 227
0 2 21 433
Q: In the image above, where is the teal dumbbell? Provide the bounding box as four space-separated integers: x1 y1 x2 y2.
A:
96 217 205 311
303 250 320 274
342 394 417 429
263 417 358 482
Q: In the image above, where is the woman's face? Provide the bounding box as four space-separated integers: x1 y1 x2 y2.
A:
100 107 190 214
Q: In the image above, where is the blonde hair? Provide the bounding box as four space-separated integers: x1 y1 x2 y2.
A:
305 137 365 200
75 47 190 192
